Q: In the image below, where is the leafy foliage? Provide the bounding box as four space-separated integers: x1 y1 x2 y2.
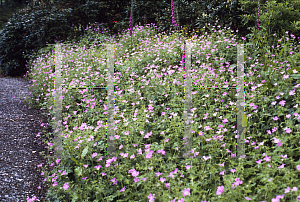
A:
21 17 300 201
239 0 300 49
3 0 300 77
0 1 82 76
0 0 123 77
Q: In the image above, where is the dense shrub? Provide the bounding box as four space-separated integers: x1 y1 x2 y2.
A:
23 20 300 202
0 1 77 77
239 0 300 49
240 6 300 150
2 0 300 77
0 0 256 77
0 0 126 77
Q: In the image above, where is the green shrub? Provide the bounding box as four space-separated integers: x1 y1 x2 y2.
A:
23 20 300 201
0 1 77 77
240 0 300 49
240 7 300 157
0 0 123 77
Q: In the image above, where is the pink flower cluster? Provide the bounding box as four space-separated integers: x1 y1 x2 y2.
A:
257 0 260 30
232 178 243 189
129 4 132 36
171 0 177 27
182 48 185 71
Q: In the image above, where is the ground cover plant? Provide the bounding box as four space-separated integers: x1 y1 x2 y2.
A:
21 18 300 202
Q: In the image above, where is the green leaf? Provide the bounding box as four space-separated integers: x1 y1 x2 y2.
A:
290 74 300 80
81 145 89 158
74 166 82 177
71 156 79 165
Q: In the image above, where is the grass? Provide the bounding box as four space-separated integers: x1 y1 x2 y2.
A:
20 20 300 202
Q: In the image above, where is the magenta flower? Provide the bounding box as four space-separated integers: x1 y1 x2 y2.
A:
129 4 132 36
285 187 291 193
120 186 125 192
94 165 102 170
182 188 190 197
182 49 185 70
263 156 271 162
284 127 292 134
257 0 260 30
92 153 97 158
171 0 177 27
216 185 224 195
147 193 156 202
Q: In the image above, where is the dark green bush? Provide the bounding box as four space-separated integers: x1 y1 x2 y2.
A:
0 0 123 77
0 1 78 77
239 0 300 49
0 0 253 77
3 0 300 77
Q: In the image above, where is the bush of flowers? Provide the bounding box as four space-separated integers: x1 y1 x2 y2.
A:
22 17 300 202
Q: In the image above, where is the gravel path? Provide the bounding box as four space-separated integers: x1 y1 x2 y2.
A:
0 75 55 201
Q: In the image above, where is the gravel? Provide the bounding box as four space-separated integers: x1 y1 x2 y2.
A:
0 76 56 201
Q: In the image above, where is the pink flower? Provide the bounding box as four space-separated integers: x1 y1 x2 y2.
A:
92 153 97 158
182 188 190 197
94 165 102 170
257 0 260 30
147 193 156 202
284 127 292 134
182 49 185 70
120 186 125 192
186 165 191 170
171 0 177 27
216 185 224 195
63 182 69 190
219 170 225 175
